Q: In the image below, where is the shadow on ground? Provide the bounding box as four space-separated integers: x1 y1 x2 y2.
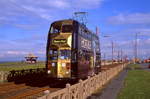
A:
7 68 77 88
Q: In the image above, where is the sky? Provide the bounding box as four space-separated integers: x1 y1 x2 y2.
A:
0 0 150 61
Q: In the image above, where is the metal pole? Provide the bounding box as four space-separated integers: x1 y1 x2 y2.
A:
121 49 123 62
112 41 114 64
117 50 120 63
135 33 138 63
104 53 106 65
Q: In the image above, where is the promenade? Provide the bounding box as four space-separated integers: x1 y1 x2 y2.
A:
89 68 128 99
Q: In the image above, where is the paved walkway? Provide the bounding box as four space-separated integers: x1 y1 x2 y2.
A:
88 69 128 99
87 63 150 99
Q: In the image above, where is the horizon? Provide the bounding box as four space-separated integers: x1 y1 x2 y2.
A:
0 0 150 61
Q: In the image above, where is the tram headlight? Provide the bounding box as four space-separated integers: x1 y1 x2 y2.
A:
62 63 66 67
47 70 51 74
66 71 69 74
52 62 56 67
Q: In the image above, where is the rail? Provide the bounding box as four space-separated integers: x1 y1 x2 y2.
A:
38 63 127 99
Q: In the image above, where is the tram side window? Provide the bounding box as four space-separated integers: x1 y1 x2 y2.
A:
50 25 61 33
50 57 57 60
62 25 73 33
49 50 53 55
72 51 77 61
96 55 100 61
79 27 83 35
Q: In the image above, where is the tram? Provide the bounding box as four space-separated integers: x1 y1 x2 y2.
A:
46 19 101 80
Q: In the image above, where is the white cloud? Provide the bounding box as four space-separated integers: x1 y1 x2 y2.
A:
126 28 150 34
73 0 103 9
0 0 103 23
7 51 28 55
107 13 150 25
51 0 70 8
14 24 40 30
37 51 45 55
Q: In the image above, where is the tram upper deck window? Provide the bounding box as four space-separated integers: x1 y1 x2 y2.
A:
59 50 71 59
62 25 73 33
50 24 61 33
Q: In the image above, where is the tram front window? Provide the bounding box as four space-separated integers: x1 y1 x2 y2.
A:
62 25 73 33
59 50 71 59
50 24 61 33
49 50 58 60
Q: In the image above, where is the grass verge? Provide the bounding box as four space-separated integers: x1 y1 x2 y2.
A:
117 64 150 99
0 62 45 71
128 64 141 69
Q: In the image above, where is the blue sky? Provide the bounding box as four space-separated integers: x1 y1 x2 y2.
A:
0 0 150 61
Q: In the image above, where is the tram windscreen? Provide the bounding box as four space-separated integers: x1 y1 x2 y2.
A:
62 25 73 33
59 50 71 59
50 24 61 33
49 50 58 60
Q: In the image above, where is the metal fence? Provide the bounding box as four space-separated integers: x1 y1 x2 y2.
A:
38 63 127 99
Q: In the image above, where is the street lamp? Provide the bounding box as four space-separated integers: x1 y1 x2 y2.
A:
103 35 114 64
134 32 141 63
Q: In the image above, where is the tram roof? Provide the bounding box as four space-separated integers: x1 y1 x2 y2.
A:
51 19 99 38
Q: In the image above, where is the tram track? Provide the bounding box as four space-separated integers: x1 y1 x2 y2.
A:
0 64 123 99
0 82 60 99
9 87 60 99
0 84 27 94
0 82 14 87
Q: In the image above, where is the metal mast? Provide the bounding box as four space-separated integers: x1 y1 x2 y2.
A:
134 33 138 62
112 41 114 64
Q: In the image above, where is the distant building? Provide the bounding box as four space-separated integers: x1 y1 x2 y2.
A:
25 53 38 63
132 58 141 63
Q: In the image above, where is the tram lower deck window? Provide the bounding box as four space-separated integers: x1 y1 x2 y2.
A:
49 50 58 60
49 50 58 55
59 50 71 59
50 56 58 60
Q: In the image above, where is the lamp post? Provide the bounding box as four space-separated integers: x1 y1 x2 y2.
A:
121 49 123 62
103 35 114 64
111 41 114 64
103 53 106 65
117 50 120 63
134 32 142 63
134 33 138 63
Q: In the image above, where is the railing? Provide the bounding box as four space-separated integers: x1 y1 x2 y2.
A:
38 63 127 99
0 71 9 82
